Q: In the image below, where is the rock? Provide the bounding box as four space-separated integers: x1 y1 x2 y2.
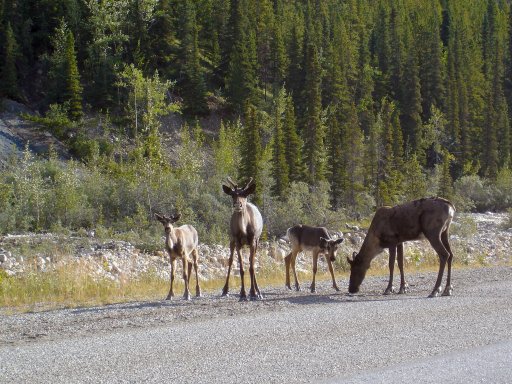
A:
0 253 6 263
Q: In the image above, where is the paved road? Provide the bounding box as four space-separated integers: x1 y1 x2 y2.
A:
1 267 511 383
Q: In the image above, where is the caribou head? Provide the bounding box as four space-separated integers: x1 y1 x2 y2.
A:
346 251 368 293
222 177 256 213
155 213 182 234
319 237 344 262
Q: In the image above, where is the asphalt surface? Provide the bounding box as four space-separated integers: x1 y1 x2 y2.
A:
1 266 511 383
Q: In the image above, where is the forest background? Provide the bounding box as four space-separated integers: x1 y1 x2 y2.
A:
1 0 512 247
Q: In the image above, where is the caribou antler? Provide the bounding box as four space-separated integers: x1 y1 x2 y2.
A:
244 177 254 189
226 176 238 189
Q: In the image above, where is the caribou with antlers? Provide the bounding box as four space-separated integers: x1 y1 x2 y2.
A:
347 197 456 298
155 213 201 300
222 177 263 300
285 225 344 292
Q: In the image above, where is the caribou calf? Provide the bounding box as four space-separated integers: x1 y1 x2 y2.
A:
347 197 455 298
222 177 263 300
155 213 201 300
285 225 344 293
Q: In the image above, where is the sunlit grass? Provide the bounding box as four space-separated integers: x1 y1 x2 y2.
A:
1 249 509 313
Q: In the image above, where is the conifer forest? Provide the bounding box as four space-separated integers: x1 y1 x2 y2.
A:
1 0 512 242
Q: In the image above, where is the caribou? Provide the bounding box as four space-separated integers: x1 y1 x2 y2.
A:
284 225 344 292
222 177 263 300
347 197 456 298
155 213 201 300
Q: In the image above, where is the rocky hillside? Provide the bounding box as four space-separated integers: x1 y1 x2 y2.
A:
0 100 70 167
1 213 510 283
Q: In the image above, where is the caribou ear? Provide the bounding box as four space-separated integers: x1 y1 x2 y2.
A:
335 238 344 245
155 213 165 224
352 251 357 258
243 180 256 196
346 256 353 266
222 184 233 195
171 213 181 223
319 237 329 249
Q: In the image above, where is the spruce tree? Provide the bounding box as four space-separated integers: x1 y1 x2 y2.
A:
64 30 82 121
438 149 454 201
400 42 423 155
283 93 304 183
180 1 208 116
240 103 262 205
226 4 257 113
147 0 178 79
302 43 326 184
270 88 289 198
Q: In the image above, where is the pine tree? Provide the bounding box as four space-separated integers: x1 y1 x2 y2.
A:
64 30 82 121
0 22 18 99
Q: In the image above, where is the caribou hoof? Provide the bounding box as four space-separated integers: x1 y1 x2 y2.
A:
183 293 191 301
295 285 301 292
310 287 316 293
442 285 453 296
333 286 341 292
196 291 202 298
250 293 263 301
428 287 442 298
398 284 409 294
383 286 395 295
165 294 174 300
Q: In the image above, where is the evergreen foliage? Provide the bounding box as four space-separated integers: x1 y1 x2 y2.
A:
1 0 512 237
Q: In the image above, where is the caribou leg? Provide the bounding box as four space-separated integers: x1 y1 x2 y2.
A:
249 243 262 300
222 241 235 296
397 243 409 294
384 246 396 295
426 233 450 298
192 249 201 297
237 247 247 300
166 258 177 300
441 230 454 296
291 252 301 291
182 255 191 301
284 252 293 290
310 251 319 293
326 255 340 291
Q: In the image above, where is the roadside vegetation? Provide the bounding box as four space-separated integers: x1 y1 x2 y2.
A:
2 1 512 310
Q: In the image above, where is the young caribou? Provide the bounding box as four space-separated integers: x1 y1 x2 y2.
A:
155 213 201 300
285 225 344 293
222 177 263 300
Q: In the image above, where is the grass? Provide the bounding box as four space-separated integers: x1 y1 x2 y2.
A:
1 245 509 313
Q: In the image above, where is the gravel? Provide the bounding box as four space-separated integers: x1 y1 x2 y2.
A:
0 266 511 383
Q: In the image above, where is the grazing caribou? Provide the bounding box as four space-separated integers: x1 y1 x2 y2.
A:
155 213 201 300
347 197 456 298
222 177 263 300
285 225 344 292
